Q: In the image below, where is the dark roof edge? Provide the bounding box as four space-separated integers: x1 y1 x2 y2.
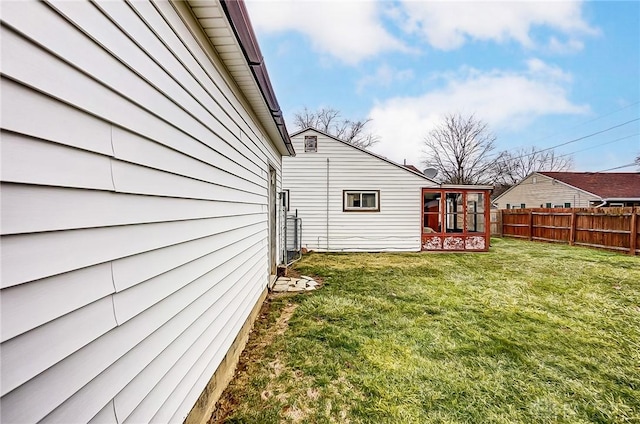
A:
219 0 295 156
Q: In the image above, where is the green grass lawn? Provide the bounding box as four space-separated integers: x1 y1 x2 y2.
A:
214 238 640 424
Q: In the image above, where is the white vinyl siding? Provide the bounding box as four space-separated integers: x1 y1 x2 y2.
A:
495 173 599 209
283 130 438 252
1 2 283 424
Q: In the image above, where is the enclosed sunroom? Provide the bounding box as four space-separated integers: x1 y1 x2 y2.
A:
422 186 493 251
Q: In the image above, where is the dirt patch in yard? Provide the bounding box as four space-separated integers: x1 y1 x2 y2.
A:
207 296 298 423
275 303 298 336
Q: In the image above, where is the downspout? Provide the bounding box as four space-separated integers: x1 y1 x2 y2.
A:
326 158 330 251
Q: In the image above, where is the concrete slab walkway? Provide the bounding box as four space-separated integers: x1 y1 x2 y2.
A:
271 275 319 293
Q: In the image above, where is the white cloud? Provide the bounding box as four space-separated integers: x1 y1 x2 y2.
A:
368 60 590 165
245 1 598 65
397 0 598 51
245 0 408 65
356 64 414 93
525 58 572 82
547 36 585 54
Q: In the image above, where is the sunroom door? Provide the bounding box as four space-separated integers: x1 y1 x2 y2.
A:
422 189 443 250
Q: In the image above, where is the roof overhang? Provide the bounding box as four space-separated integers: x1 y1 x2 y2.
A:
440 184 494 191
180 0 294 156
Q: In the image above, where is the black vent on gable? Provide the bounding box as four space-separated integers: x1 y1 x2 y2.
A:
304 136 317 152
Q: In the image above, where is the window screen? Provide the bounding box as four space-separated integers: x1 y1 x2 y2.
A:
344 191 380 211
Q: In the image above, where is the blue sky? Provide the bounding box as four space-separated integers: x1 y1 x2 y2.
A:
245 0 639 172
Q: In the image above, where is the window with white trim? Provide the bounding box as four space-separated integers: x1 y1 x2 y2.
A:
343 190 380 212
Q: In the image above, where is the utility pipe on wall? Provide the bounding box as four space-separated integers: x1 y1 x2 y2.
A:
326 158 330 251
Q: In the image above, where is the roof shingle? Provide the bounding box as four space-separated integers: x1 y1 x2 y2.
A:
538 172 640 199
402 164 421 173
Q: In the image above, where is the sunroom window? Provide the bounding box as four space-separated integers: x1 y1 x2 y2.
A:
423 191 442 233
466 193 485 233
423 190 486 233
445 192 464 233
344 191 379 212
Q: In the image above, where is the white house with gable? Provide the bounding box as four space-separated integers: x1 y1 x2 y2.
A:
0 1 293 423
282 128 493 252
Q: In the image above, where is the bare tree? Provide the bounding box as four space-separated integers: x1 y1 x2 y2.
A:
635 154 640 170
293 107 380 149
422 113 497 185
493 147 574 185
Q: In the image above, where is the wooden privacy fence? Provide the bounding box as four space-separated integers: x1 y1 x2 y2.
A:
499 207 639 255
490 210 502 237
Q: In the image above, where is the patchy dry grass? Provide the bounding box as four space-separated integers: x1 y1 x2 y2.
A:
212 238 640 423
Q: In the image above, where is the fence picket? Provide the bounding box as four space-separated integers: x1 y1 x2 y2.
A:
630 210 638 256
499 207 639 255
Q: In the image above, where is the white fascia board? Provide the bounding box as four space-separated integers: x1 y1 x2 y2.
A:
177 0 292 156
440 184 494 190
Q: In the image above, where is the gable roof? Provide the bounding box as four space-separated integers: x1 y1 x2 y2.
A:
538 172 640 199
289 127 438 183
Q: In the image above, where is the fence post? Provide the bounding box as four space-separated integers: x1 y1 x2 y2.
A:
528 210 533 241
630 208 638 256
498 209 503 237
569 210 577 246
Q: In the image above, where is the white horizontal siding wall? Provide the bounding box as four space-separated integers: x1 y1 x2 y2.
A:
495 174 598 209
0 1 282 423
283 130 437 252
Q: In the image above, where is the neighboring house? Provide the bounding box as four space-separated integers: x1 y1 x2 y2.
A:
282 128 493 252
494 172 640 209
402 164 422 173
0 1 293 423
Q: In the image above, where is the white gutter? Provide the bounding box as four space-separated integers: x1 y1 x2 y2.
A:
595 198 640 207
